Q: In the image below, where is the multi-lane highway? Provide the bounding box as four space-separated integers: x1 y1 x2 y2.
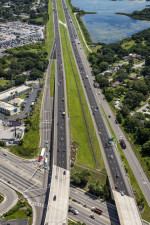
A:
61 0 130 196
52 0 67 169
69 186 120 225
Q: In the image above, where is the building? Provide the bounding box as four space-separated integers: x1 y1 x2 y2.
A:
111 81 120 88
0 101 20 116
0 85 31 102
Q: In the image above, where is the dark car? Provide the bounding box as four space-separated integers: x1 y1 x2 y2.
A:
53 195 56 201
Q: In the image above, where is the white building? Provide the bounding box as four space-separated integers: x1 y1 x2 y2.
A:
0 101 20 116
0 85 31 101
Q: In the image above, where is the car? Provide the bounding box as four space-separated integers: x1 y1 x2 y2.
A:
115 184 118 189
46 141 48 144
60 137 63 141
99 131 101 135
74 210 79 215
3 153 7 156
83 204 87 207
57 149 60 152
62 98 64 101
90 214 95 219
116 174 119 178
115 119 118 124
120 191 124 196
53 195 56 201
63 148 66 152
110 155 113 159
108 115 111 118
63 171 66 175
8 181 12 184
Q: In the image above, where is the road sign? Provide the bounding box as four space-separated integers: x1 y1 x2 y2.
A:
108 138 113 142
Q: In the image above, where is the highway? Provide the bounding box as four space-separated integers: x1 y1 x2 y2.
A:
53 0 67 169
61 0 130 196
69 186 120 225
95 89 150 206
0 36 56 225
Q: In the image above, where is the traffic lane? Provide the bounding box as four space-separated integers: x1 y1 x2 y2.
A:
54 0 67 169
69 202 111 225
0 182 18 216
70 187 119 222
0 219 28 225
64 16 129 196
0 151 43 181
0 165 42 194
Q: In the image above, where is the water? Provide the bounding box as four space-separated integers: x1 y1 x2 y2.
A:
72 0 150 43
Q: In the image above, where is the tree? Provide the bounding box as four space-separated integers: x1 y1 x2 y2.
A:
136 127 150 145
99 62 109 72
116 111 123 124
124 115 141 133
142 140 150 156
71 170 90 185
96 76 109 88
123 91 145 110
88 181 103 196
120 105 130 118
30 69 43 80
105 89 114 102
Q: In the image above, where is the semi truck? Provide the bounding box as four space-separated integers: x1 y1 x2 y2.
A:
91 207 103 215
38 148 45 162
119 138 126 149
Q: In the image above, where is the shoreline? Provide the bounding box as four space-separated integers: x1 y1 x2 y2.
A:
116 12 150 21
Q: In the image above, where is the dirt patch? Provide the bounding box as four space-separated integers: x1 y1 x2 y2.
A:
71 140 79 162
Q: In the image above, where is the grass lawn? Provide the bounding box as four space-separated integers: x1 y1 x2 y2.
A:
101 104 150 222
45 0 54 57
122 40 136 50
73 164 107 191
3 209 30 220
18 93 26 99
50 60 55 97
0 194 4 203
0 79 9 86
57 0 104 170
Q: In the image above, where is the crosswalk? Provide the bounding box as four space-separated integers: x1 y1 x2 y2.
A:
31 201 47 208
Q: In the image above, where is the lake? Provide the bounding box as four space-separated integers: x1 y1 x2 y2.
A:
71 0 150 43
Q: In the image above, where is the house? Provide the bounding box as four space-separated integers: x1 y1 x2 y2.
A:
111 81 120 88
129 53 137 59
130 73 137 80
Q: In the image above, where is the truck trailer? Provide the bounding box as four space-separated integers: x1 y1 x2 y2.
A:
40 148 45 157
91 207 103 215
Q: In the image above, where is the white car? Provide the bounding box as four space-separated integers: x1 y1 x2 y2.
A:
74 210 79 215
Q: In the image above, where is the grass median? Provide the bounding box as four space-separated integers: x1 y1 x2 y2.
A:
57 0 104 170
45 0 54 57
50 60 55 97
101 104 150 222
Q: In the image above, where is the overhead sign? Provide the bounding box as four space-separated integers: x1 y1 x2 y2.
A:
108 138 114 142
